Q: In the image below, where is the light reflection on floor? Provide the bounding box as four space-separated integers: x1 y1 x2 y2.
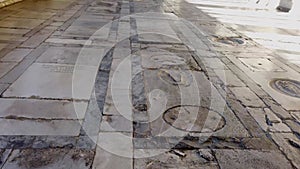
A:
186 0 300 68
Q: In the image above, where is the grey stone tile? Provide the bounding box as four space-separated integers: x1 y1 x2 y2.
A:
214 69 245 87
0 28 29 35
0 18 45 29
100 115 133 132
0 62 17 78
93 146 133 169
0 98 88 119
271 133 300 168
238 58 285 72
230 87 265 107
291 111 300 122
0 43 6 50
3 63 95 100
247 108 291 132
36 47 81 64
214 149 293 169
1 48 32 62
0 119 82 136
134 149 219 169
2 149 94 169
203 58 228 70
0 149 12 168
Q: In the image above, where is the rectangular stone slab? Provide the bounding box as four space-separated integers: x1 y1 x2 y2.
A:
0 98 88 119
3 63 96 100
0 119 82 136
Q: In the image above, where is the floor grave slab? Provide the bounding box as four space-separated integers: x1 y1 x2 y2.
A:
3 63 95 100
36 47 81 65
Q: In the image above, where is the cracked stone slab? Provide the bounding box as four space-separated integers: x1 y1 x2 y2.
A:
214 149 293 169
247 108 291 132
0 98 88 119
134 149 219 169
144 70 249 138
227 55 300 110
230 87 265 107
271 133 300 168
2 149 94 169
140 46 200 71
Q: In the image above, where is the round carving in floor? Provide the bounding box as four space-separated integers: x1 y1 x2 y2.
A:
270 79 300 98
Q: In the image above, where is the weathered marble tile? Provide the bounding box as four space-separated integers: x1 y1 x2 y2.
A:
100 115 133 132
214 69 245 87
36 47 81 64
203 58 228 70
140 47 199 70
238 58 285 72
227 55 300 110
136 18 180 44
96 132 133 159
3 63 95 100
0 98 88 119
134 149 219 169
1 48 32 62
0 18 45 29
2 149 94 169
0 119 82 136
0 28 29 35
12 10 55 20
230 87 265 107
271 133 300 168
291 111 300 122
0 149 11 168
93 146 133 169
214 149 293 169
0 62 17 78
0 43 6 50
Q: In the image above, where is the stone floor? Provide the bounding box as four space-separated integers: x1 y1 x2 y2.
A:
0 0 299 168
